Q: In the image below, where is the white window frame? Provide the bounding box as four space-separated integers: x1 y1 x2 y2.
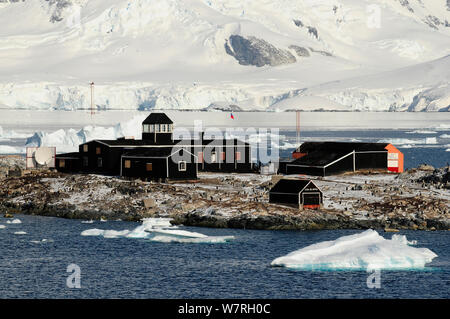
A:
178 161 187 171
149 124 154 133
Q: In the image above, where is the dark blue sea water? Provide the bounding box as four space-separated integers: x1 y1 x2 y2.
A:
0 215 448 299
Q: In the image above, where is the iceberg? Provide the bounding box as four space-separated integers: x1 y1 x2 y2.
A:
80 228 130 238
80 218 235 243
0 225 6 229
6 219 21 224
150 235 235 244
271 230 437 270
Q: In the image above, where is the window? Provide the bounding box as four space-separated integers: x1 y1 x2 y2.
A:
146 163 153 171
83 145 88 152
96 147 101 155
83 157 88 167
178 161 186 171
143 125 149 133
124 160 131 168
97 157 103 168
155 124 160 133
59 159 65 168
162 124 166 132
168 124 173 132
211 151 217 163
221 152 226 161
235 152 241 161
198 152 203 163
149 124 154 133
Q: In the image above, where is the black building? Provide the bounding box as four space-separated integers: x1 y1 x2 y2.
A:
121 147 197 181
269 179 323 209
56 112 254 179
285 142 404 176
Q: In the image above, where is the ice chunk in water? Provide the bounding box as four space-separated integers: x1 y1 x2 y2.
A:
150 235 235 244
7 219 21 224
81 228 105 236
271 230 437 270
80 228 130 238
80 218 235 243
146 228 208 238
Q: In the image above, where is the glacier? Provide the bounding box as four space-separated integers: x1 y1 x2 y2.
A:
271 229 437 270
0 0 449 112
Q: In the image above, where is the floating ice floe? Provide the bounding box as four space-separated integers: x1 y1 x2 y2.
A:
378 137 437 145
271 229 437 270
150 235 235 243
406 130 437 134
0 225 6 229
14 231 27 235
81 220 94 224
80 228 130 238
6 219 21 224
30 239 53 244
81 218 235 243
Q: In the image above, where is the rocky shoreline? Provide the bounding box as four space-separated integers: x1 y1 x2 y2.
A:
0 156 449 231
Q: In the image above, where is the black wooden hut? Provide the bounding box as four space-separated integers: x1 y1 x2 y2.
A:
120 147 197 181
55 152 80 172
269 179 323 209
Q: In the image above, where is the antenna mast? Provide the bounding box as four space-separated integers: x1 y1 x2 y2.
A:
296 110 300 145
90 81 95 117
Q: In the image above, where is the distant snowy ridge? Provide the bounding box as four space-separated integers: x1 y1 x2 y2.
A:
0 0 449 111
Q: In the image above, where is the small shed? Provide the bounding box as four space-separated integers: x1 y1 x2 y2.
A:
55 152 80 172
269 179 323 209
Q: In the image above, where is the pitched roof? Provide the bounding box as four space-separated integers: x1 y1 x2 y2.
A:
142 113 173 124
89 138 249 147
291 151 350 167
291 142 389 167
270 179 316 194
122 147 193 158
95 139 175 146
55 152 80 158
296 142 389 153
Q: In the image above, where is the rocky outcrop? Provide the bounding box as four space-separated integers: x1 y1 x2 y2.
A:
288 45 310 57
225 35 296 67
0 156 448 231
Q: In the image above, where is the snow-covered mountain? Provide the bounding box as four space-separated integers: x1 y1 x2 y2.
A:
0 0 449 111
